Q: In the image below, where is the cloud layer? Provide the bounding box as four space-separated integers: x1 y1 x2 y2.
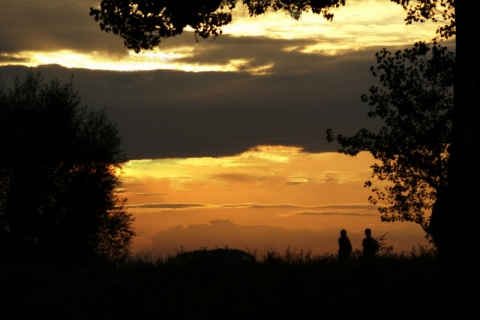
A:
0 0 444 159
0 51 379 159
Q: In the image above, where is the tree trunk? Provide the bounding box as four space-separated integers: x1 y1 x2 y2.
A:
435 0 480 318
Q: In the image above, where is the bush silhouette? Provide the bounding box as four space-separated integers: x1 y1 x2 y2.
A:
0 70 135 265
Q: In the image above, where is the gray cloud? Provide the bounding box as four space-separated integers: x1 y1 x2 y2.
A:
0 0 127 55
0 48 381 159
294 210 377 216
128 203 206 209
187 33 380 75
311 204 377 210
213 173 266 184
245 204 301 209
0 54 29 63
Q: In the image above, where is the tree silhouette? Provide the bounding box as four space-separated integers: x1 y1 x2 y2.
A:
89 0 342 53
327 42 454 241
0 70 135 265
89 0 478 317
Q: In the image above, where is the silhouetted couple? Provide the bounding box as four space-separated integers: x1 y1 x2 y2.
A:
338 228 379 259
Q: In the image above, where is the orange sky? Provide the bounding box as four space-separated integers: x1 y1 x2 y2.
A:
120 147 431 257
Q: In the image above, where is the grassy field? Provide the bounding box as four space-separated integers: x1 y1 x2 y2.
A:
0 247 441 320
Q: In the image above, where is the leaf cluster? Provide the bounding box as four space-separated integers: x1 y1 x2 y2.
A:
243 0 344 20
391 0 455 40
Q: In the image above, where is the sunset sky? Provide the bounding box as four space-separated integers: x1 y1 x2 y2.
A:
0 0 448 256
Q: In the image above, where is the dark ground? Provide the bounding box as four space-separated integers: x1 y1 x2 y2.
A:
0 248 440 320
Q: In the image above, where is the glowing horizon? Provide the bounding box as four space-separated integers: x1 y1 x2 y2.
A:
118 147 431 256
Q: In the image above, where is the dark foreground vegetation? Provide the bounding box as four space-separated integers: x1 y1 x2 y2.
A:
1 248 440 320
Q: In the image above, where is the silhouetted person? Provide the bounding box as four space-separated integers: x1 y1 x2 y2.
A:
362 228 379 257
338 229 352 259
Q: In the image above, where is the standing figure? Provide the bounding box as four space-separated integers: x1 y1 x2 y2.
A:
362 228 379 257
338 229 352 258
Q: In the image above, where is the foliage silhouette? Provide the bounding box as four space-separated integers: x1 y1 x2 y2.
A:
170 247 256 268
327 41 454 242
89 0 343 53
0 70 135 265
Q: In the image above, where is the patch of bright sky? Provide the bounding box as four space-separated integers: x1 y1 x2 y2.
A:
224 0 441 54
123 146 307 181
120 146 378 203
14 49 241 72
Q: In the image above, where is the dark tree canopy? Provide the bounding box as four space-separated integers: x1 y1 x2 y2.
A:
327 42 454 240
0 70 135 265
90 0 345 53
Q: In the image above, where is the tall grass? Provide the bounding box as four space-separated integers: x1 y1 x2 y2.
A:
0 247 440 319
